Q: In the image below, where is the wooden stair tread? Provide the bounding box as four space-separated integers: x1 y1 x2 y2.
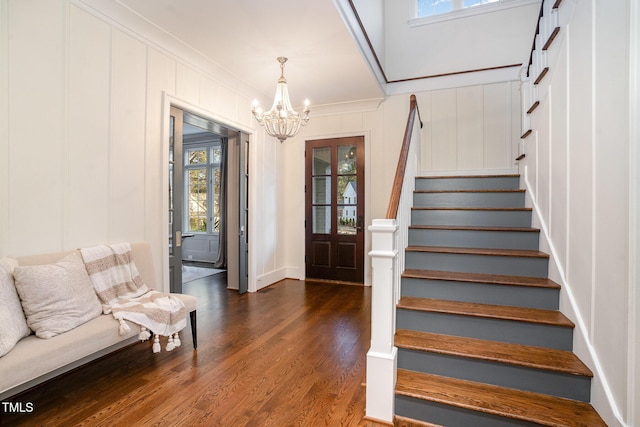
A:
402 269 560 289
416 174 520 179
395 330 592 377
398 297 574 328
409 225 539 232
414 189 525 194
394 415 444 427
396 370 606 427
412 206 532 211
406 245 550 259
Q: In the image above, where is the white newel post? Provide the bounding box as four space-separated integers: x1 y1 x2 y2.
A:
366 218 399 423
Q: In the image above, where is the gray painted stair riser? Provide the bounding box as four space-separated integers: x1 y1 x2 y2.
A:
398 174 592 426
396 309 573 350
395 395 540 427
401 277 559 310
404 251 549 278
413 191 525 208
408 228 539 250
415 176 521 191
411 209 532 227
397 348 591 402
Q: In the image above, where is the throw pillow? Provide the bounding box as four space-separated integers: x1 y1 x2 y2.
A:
13 252 102 339
0 257 31 356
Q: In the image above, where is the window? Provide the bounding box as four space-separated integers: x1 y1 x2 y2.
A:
417 0 501 17
185 144 221 233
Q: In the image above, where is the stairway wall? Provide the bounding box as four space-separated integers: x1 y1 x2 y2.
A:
519 1 636 425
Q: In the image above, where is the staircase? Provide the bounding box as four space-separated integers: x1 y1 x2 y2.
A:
393 175 606 426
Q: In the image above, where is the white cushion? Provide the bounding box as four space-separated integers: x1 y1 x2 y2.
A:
13 252 102 339
0 258 31 357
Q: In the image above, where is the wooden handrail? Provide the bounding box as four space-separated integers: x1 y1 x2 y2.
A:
385 94 422 219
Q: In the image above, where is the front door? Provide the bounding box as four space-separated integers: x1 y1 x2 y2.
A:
305 136 365 283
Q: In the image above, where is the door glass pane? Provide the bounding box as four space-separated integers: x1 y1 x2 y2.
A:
313 206 331 234
312 177 331 204
169 116 175 256
312 147 332 234
338 145 357 174
337 145 357 235
313 147 331 175
338 175 357 235
188 168 208 232
337 175 357 204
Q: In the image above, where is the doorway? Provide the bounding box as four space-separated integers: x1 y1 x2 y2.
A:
169 107 248 294
305 136 365 283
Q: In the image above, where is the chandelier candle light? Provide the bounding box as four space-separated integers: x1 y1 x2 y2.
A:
252 57 310 142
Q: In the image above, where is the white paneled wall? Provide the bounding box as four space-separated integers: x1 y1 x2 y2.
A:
68 6 111 246
519 1 635 425
0 0 270 292
6 0 66 256
422 81 520 174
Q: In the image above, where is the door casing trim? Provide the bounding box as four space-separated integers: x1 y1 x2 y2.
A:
161 93 258 292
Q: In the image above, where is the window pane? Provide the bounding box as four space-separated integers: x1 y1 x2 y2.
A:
313 177 331 204
212 147 222 164
418 0 451 16
213 167 220 232
338 175 357 205
418 0 501 17
338 145 357 174
313 206 331 234
187 149 207 165
313 147 331 175
338 174 357 236
188 168 208 232
338 206 357 235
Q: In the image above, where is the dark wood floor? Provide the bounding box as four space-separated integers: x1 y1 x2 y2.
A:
2 274 374 427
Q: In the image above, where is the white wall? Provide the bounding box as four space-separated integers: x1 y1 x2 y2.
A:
420 81 521 174
383 0 540 81
0 0 277 293
520 0 636 425
351 0 385 65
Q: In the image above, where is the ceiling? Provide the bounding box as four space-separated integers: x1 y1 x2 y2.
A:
115 0 538 108
117 0 384 108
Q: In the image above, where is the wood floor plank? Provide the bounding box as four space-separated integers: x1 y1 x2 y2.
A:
1 275 372 427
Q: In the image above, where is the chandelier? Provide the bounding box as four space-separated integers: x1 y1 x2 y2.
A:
252 57 310 142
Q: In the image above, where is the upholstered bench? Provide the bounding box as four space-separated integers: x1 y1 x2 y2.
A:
0 242 197 400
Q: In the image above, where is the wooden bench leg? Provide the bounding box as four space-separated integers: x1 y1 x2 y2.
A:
189 310 197 349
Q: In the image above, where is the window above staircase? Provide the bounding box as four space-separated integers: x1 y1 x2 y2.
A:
411 0 540 26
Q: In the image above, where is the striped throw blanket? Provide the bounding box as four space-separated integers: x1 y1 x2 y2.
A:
80 243 186 353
